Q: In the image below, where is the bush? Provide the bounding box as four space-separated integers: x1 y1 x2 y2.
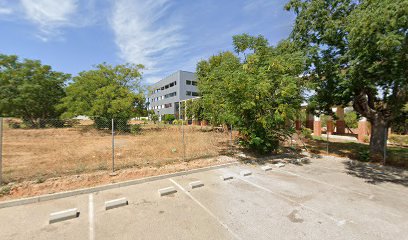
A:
301 128 312 139
94 117 130 131
172 119 183 125
151 114 159 124
344 111 358 129
6 119 21 129
358 150 370 162
163 114 176 124
389 134 408 146
130 124 142 134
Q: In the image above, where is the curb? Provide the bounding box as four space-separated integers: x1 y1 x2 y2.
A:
0 161 238 209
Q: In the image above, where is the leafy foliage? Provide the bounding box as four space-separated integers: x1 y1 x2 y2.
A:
163 114 176 124
197 35 305 153
286 0 408 160
344 111 358 129
0 54 70 127
60 63 144 130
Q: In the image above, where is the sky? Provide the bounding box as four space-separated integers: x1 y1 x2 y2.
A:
0 0 296 85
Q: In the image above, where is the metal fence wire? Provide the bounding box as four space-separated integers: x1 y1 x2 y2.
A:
0 117 235 184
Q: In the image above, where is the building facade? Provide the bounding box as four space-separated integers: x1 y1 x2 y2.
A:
147 70 198 119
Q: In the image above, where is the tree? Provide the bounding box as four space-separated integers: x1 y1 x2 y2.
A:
0 54 69 127
286 0 408 161
60 63 145 130
197 35 305 153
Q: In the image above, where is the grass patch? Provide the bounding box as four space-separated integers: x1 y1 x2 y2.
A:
305 138 408 169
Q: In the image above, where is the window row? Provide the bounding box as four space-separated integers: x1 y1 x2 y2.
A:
151 92 177 102
186 91 199 96
186 80 197 86
153 81 177 94
152 103 173 110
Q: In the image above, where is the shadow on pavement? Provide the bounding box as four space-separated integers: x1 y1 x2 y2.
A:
344 161 408 187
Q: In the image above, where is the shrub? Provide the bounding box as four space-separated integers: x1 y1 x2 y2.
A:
6 119 21 129
344 111 358 129
151 114 159 124
388 134 408 146
358 150 370 162
163 114 175 124
301 128 312 139
0 186 11 196
94 117 129 131
172 119 183 125
130 124 142 134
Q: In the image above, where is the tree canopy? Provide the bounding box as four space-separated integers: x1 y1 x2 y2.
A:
0 54 70 127
197 35 305 153
60 63 145 129
286 0 408 160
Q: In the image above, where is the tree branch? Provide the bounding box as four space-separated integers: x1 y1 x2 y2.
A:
353 91 377 120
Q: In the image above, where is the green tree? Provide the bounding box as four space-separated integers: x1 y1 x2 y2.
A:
60 63 145 130
344 111 358 129
0 54 69 127
286 0 408 161
197 35 305 153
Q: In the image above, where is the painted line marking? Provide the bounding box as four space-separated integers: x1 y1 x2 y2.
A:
236 176 347 226
169 178 243 240
89 194 95 240
275 169 372 198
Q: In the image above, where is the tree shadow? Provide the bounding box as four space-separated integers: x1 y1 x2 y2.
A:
343 161 408 187
306 139 408 169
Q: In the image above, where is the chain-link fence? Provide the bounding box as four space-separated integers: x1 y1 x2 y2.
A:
0 117 237 184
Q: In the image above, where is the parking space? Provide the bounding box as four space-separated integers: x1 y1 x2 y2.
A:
0 157 407 240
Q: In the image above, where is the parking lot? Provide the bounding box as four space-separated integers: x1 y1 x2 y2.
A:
0 156 407 240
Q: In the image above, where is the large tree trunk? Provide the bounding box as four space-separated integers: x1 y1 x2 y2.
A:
353 91 390 163
368 117 388 162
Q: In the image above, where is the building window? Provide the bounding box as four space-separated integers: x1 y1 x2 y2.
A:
186 91 191 96
164 91 177 99
170 82 174 87
165 103 172 108
192 81 197 86
192 92 199 96
186 80 191 85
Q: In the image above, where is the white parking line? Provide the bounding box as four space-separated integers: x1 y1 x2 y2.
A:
236 176 347 226
89 194 95 240
169 178 243 240
274 169 372 198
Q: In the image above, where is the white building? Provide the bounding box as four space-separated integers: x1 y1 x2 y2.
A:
147 70 199 119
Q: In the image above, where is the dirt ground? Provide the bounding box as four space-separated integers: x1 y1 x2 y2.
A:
0 155 236 201
2 123 233 184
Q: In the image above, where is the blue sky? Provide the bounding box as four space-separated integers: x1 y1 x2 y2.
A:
0 0 295 84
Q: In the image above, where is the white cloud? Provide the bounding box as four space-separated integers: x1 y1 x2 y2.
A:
20 0 78 41
0 7 12 14
110 0 185 76
0 0 13 15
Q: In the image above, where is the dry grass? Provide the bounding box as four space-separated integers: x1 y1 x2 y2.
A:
2 123 232 184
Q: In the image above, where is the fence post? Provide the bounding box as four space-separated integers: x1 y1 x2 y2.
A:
111 118 115 174
383 127 387 165
229 124 233 154
326 130 329 154
0 117 3 185
182 120 185 161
